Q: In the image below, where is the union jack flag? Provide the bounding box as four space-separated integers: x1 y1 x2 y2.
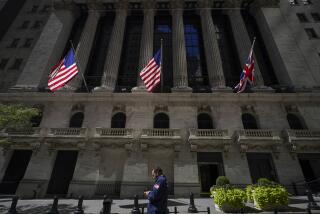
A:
234 39 256 93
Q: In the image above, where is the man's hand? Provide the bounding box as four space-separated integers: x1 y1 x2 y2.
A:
144 191 150 196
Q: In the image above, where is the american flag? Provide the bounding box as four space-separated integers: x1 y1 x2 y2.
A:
234 39 256 93
48 49 79 92
140 49 161 92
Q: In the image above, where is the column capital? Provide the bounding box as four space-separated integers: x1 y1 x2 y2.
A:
87 2 105 12
171 0 185 9
116 0 129 10
142 0 157 10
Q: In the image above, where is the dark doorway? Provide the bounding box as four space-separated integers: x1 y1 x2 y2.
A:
242 113 259 129
69 112 84 128
47 151 78 195
298 154 320 192
197 113 214 129
247 153 278 183
111 112 126 128
0 150 32 194
197 152 224 193
154 113 169 129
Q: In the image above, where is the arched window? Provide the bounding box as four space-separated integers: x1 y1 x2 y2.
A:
242 113 258 129
197 113 214 129
154 113 169 129
287 113 306 130
30 111 42 127
69 112 84 128
111 113 126 128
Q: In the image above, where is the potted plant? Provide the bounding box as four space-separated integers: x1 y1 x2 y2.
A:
210 176 230 198
213 187 247 213
253 185 289 210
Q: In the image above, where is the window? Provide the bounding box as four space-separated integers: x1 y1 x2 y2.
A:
287 113 306 129
111 112 126 128
305 28 318 39
8 38 20 48
184 12 210 92
0 59 9 70
69 112 84 128
154 113 169 129
297 13 309 22
9 58 23 70
197 113 214 129
22 38 34 48
20 21 30 29
32 21 43 29
311 13 320 22
242 113 259 129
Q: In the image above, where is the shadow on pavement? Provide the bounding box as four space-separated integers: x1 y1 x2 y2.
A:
119 199 188 209
0 204 78 214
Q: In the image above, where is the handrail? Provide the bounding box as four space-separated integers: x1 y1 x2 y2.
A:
293 177 320 185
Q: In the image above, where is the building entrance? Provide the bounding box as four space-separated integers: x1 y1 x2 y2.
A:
0 150 32 194
197 152 224 193
47 151 78 195
247 153 278 183
298 153 320 192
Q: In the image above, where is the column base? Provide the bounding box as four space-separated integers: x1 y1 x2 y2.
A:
171 86 193 93
93 86 114 93
252 85 275 93
131 86 148 93
211 86 233 93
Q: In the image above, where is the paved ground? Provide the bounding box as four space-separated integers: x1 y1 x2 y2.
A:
0 196 319 214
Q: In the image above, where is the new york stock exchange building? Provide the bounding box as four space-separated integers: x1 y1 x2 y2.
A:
0 0 320 199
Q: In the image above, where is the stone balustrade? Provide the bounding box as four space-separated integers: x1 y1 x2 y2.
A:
236 129 280 139
95 128 133 137
189 129 228 138
282 129 320 152
49 128 87 137
141 129 180 138
285 129 320 139
5 127 41 136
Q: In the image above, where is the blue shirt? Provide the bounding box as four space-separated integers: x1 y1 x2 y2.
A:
147 175 168 214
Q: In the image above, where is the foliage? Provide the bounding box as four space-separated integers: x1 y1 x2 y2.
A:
253 186 289 210
246 185 255 202
213 187 247 210
216 176 230 186
0 104 40 129
257 178 274 186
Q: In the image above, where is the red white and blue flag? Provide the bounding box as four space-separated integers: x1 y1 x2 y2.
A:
48 49 79 92
140 49 161 92
234 39 256 93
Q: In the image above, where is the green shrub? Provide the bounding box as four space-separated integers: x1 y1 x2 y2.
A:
216 176 230 186
246 185 255 202
253 186 289 210
257 178 273 186
214 188 247 210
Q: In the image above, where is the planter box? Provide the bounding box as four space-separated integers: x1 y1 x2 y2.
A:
215 203 243 213
253 199 287 211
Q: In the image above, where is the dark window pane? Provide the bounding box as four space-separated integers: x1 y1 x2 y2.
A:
242 113 258 129
9 58 23 70
198 113 214 129
305 28 318 39
69 112 84 128
311 13 320 22
20 21 30 29
287 113 306 130
154 113 169 129
111 113 126 128
0 59 9 70
297 13 309 22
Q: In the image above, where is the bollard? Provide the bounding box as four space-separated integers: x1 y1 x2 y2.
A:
174 206 178 214
207 207 210 214
74 195 84 214
240 207 244 214
100 197 112 214
307 207 312 214
188 192 198 213
131 195 141 214
47 196 59 214
274 208 277 214
8 196 19 214
141 207 144 214
306 185 320 209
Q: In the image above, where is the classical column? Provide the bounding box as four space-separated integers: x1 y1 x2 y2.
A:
95 3 127 92
133 1 155 92
227 9 266 89
198 0 228 91
11 4 78 91
66 5 102 91
171 0 192 92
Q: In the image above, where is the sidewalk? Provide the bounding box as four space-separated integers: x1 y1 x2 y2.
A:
0 196 319 214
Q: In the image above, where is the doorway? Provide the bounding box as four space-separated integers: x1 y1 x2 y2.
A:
0 150 32 194
197 152 224 193
247 153 278 183
47 151 78 195
298 153 320 192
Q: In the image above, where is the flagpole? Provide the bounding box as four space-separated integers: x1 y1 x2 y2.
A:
69 40 90 93
160 38 163 93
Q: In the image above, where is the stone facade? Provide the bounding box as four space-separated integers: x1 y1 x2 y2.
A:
0 0 320 199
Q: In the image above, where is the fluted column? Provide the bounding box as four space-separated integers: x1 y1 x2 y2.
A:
95 3 127 92
133 1 155 91
171 0 192 92
199 3 227 90
67 7 102 90
11 4 78 91
227 9 265 87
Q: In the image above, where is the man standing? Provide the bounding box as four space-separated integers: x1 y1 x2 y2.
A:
144 167 168 214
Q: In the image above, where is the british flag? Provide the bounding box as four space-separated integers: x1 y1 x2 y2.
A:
234 39 256 93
